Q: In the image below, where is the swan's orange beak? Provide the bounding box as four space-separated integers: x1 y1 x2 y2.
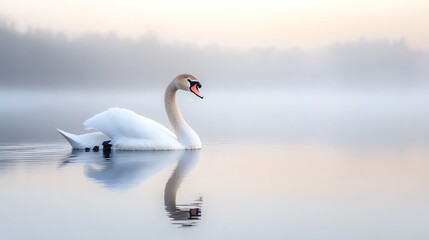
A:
190 83 204 99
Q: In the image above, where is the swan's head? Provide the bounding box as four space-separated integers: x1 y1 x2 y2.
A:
174 74 203 99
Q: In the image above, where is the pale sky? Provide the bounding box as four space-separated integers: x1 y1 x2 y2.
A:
1 0 428 49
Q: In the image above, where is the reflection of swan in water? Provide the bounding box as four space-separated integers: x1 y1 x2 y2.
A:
62 150 179 190
86 151 180 190
164 150 202 227
60 149 202 226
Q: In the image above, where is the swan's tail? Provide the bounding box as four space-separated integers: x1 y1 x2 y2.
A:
57 128 110 149
57 128 82 149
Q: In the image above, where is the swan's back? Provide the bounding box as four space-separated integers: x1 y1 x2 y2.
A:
84 107 182 150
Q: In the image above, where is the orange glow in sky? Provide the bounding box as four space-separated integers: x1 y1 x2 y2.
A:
1 0 428 49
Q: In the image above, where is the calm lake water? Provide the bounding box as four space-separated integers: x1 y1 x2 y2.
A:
1 89 429 239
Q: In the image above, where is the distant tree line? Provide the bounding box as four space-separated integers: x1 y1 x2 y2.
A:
0 21 428 89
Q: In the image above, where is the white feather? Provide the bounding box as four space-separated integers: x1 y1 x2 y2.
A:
83 107 182 150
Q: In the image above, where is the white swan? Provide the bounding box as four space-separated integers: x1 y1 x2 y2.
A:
57 74 203 150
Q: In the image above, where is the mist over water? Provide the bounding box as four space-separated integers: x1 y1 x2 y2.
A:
1 88 428 149
1 21 428 143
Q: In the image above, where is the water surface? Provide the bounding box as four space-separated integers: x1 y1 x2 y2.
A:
0 141 428 240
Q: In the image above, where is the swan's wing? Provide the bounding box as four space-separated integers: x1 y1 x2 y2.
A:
83 107 179 150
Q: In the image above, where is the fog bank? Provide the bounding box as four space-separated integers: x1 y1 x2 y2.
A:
0 21 428 90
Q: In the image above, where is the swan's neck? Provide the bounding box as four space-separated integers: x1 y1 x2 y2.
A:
164 82 201 149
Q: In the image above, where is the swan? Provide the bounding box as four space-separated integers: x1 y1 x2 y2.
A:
57 74 203 150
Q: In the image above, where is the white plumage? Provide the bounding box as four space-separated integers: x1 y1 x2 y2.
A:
57 74 203 150
83 107 183 150
57 129 109 149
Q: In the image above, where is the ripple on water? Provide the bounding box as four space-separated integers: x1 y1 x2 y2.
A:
0 142 71 170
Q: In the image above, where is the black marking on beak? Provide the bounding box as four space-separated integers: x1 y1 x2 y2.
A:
188 79 203 99
188 79 202 88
